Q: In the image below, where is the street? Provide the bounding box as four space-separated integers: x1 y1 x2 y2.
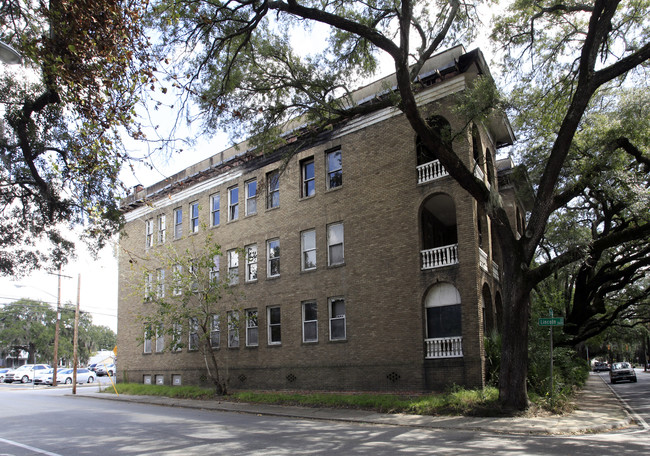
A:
0 372 649 455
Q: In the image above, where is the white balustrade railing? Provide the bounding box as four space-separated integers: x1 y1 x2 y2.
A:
425 336 463 358
417 160 448 184
473 162 485 181
492 261 500 281
479 248 489 273
421 244 459 270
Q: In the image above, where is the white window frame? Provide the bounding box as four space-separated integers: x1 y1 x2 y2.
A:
267 239 280 278
174 207 183 239
157 214 166 244
210 193 220 227
210 255 220 283
188 317 199 351
301 157 315 198
329 297 346 341
155 325 164 353
190 201 199 233
302 301 318 343
326 148 342 189
245 244 258 282
228 186 239 221
145 219 154 248
301 229 316 271
210 314 220 349
172 264 182 296
245 179 257 215
228 311 239 348
267 306 281 345
267 170 280 209
156 268 165 299
144 271 153 301
172 323 182 351
143 326 152 354
327 222 344 266
246 309 259 347
228 249 239 285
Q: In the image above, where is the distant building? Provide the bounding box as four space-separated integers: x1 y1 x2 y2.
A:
117 45 528 392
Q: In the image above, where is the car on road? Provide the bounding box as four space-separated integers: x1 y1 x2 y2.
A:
609 362 637 384
593 362 610 372
42 368 95 385
95 363 116 377
0 368 9 382
3 364 51 383
33 368 54 385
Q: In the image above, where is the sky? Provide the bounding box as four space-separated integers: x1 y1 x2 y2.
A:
1 6 505 335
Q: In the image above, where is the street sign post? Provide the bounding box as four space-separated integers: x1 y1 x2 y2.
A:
539 310 564 401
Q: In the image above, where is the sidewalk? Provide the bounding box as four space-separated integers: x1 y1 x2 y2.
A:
75 373 637 436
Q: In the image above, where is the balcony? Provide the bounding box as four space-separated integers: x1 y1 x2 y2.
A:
425 336 463 358
417 160 448 184
421 244 459 270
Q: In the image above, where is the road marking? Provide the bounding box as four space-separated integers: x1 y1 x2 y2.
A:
0 437 62 456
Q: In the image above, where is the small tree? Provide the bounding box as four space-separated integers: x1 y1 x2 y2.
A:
133 234 240 394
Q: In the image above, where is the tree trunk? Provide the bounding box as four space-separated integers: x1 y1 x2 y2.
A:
498 244 531 411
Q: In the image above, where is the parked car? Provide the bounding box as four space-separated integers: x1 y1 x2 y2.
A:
610 362 637 384
3 364 51 383
87 363 98 372
55 368 95 385
33 368 54 385
0 368 9 382
593 362 610 372
95 363 116 377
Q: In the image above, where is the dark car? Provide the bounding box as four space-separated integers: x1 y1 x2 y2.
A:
609 362 637 384
593 362 609 372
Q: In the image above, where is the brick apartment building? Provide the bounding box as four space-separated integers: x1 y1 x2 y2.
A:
116 45 526 392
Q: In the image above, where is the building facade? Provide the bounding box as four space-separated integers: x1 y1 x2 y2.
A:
117 45 525 392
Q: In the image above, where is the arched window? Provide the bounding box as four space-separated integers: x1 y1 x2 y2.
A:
425 282 462 339
416 116 452 165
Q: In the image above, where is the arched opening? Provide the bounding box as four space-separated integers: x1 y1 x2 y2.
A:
416 116 452 184
420 194 458 269
482 283 494 334
424 282 463 358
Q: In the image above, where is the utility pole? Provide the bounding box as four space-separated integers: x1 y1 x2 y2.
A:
50 267 72 386
72 274 81 394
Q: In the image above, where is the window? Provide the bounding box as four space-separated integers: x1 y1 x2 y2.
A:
327 223 344 266
172 323 182 351
143 325 152 353
172 264 182 296
268 306 281 345
145 219 154 248
245 244 258 282
210 255 220 282
228 249 239 285
157 214 166 244
156 268 165 299
228 311 239 348
267 239 280 278
210 314 220 349
155 325 164 353
301 229 316 271
189 260 199 293
329 297 346 340
210 193 220 227
245 179 257 215
301 158 315 197
425 283 462 339
246 309 258 347
190 201 199 233
326 148 342 189
189 317 199 351
302 301 318 343
174 208 183 239
267 170 280 209
228 186 239 221
144 272 153 301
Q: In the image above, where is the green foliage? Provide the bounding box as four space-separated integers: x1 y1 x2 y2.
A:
111 383 217 399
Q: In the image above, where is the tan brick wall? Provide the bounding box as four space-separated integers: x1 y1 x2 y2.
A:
117 89 505 392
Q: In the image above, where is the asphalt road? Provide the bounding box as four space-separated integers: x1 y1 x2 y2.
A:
0 373 649 455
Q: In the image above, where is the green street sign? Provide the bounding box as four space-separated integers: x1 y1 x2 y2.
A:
538 317 564 326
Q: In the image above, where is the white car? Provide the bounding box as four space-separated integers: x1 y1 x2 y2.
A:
33 368 54 385
3 364 51 383
45 368 95 385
